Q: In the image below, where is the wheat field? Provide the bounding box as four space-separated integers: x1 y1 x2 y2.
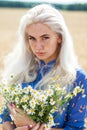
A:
0 8 87 130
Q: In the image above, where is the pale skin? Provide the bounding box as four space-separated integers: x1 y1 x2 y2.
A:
3 23 63 130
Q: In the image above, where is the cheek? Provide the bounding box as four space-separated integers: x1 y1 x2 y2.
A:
45 45 57 56
48 42 58 52
28 44 36 55
29 43 35 50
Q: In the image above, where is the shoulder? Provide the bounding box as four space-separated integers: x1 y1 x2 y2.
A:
76 68 87 80
75 68 87 94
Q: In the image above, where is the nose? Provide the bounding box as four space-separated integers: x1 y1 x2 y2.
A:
35 41 43 50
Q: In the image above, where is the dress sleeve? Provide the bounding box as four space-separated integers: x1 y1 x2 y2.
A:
64 69 87 130
0 108 12 124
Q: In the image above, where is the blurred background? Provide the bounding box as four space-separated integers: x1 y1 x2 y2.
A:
0 0 87 129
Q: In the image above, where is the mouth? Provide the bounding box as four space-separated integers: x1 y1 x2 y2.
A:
36 52 45 56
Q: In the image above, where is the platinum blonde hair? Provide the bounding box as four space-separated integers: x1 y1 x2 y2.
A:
2 4 78 89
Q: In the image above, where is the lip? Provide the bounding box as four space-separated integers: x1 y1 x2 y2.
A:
36 52 45 56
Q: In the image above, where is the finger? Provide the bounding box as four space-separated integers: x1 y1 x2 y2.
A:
8 103 23 118
8 102 16 109
26 125 32 130
31 123 40 130
8 103 16 114
7 104 19 122
8 103 28 120
7 103 13 112
15 107 24 114
38 124 46 130
8 103 19 113
15 125 30 130
8 103 25 116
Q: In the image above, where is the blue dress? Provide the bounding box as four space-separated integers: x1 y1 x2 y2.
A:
0 60 87 130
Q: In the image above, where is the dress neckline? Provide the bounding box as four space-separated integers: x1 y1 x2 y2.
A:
39 59 56 68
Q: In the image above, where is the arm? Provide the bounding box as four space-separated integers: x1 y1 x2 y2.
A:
51 93 87 130
63 70 87 130
52 70 87 130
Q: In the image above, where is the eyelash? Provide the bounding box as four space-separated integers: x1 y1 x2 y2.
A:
28 37 34 39
42 37 49 40
28 36 50 41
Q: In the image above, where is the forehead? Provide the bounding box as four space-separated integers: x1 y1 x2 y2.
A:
26 23 55 36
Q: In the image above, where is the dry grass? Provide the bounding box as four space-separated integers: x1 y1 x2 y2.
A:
62 10 87 72
0 8 87 130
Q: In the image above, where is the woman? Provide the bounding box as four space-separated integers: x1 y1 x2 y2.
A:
0 4 87 130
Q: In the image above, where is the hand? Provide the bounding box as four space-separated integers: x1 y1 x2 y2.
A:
14 126 28 130
14 125 31 130
14 123 45 130
8 103 36 127
28 123 45 130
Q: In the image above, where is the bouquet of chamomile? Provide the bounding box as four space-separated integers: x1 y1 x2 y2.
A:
0 77 84 130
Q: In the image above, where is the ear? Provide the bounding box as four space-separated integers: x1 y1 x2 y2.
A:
57 34 62 44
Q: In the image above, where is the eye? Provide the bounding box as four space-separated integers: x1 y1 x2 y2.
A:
28 37 36 41
42 36 50 40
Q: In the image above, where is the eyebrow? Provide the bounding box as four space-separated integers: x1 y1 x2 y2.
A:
40 34 50 37
28 34 50 38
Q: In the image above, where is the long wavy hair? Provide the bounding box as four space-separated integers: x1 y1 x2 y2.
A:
2 4 78 89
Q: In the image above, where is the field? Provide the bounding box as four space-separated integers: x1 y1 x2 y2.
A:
0 8 87 129
0 8 87 72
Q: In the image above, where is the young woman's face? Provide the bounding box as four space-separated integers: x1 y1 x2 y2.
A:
26 23 62 64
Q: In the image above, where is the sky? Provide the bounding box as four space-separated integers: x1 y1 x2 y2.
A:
5 0 87 4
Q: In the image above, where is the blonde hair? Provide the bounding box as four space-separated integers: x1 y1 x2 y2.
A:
2 4 78 89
